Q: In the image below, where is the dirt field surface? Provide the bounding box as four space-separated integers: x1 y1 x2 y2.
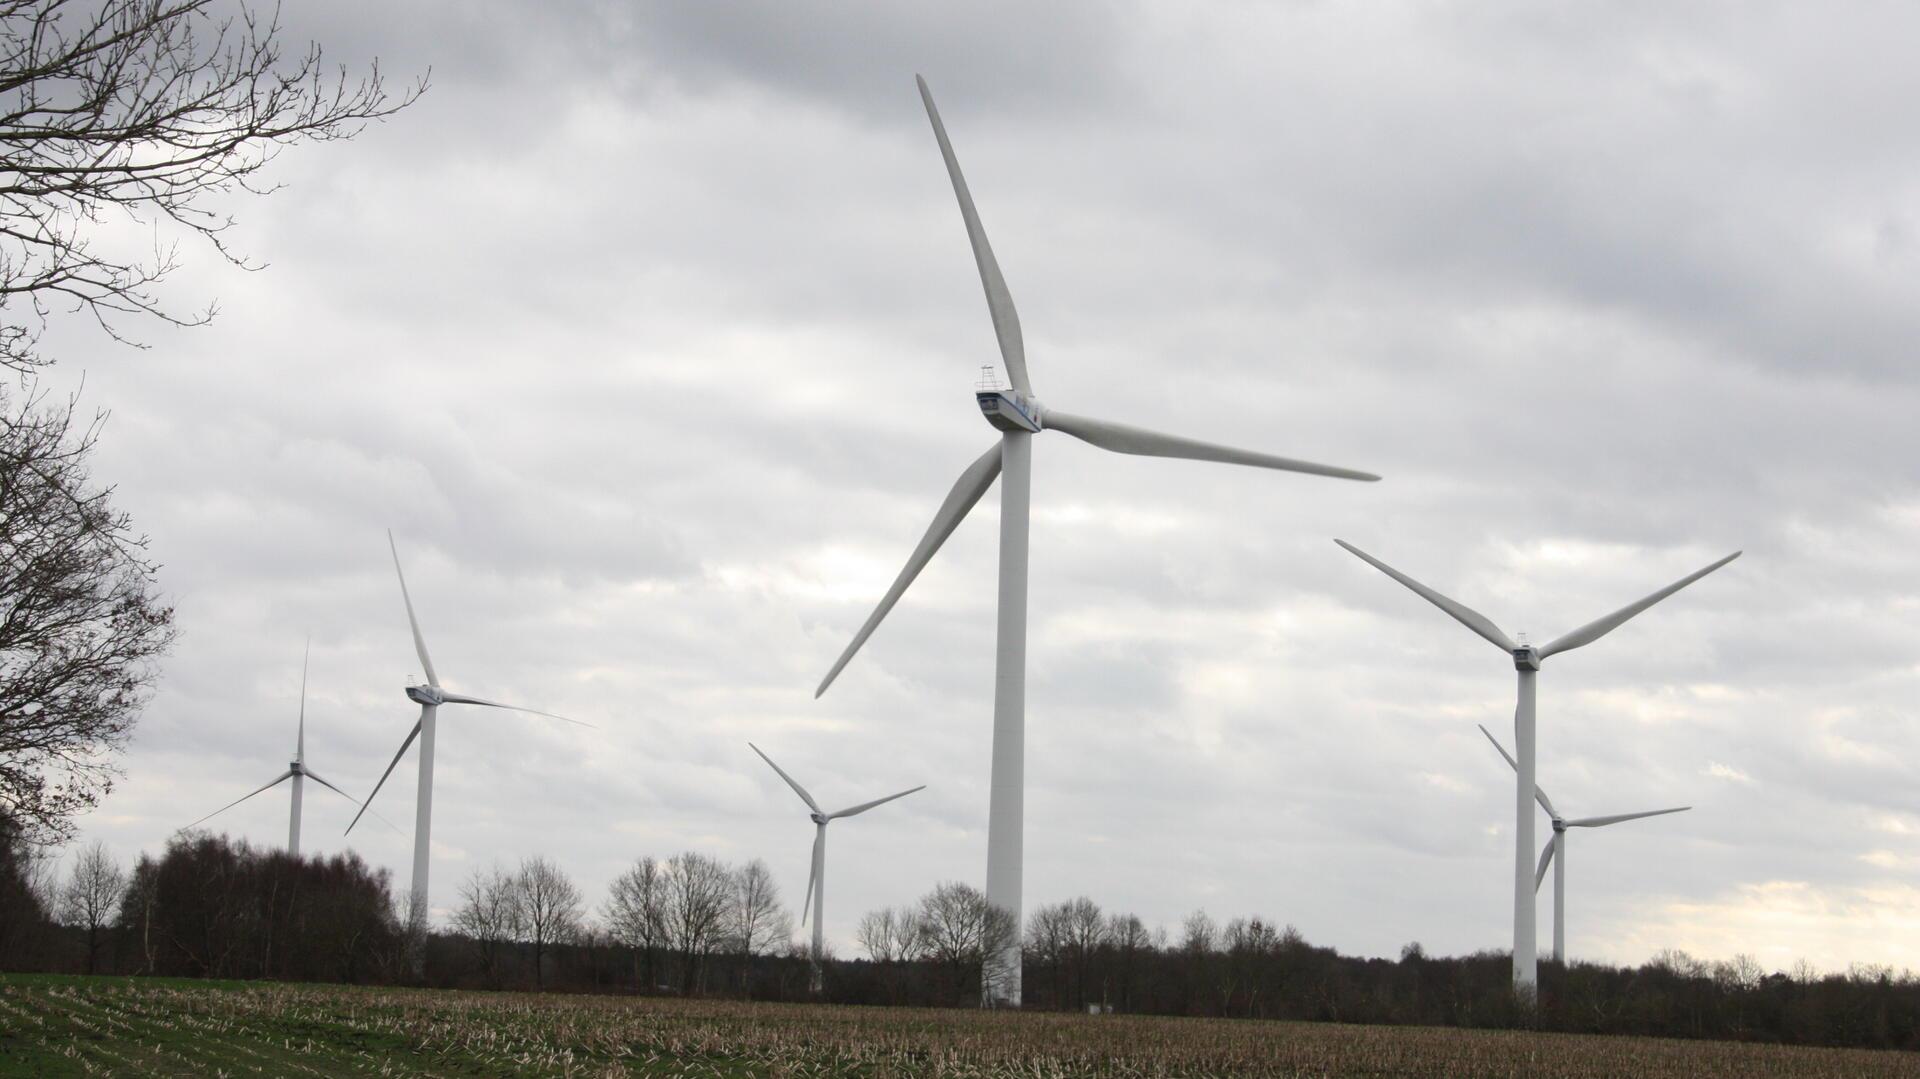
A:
3 974 1917 1077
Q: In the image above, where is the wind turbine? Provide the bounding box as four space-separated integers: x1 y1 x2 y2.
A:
1478 725 1689 964
812 75 1378 1006
1334 539 1736 992
180 641 360 857
750 743 923 994
348 532 584 964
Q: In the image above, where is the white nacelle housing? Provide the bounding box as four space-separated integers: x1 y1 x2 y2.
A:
977 389 1042 433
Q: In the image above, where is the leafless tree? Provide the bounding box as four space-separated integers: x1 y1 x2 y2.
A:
857 903 924 1006
0 0 425 372
451 864 521 989
1107 911 1151 1011
1024 900 1070 1007
661 850 731 995
117 853 155 972
603 855 666 991
1061 896 1107 1009
56 838 122 972
1181 909 1217 955
856 905 924 964
1224 916 1281 1016
514 855 580 991
916 881 1018 1007
728 858 788 996
1180 909 1220 1014
0 387 175 843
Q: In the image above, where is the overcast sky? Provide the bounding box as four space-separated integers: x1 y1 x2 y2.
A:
34 0 1920 973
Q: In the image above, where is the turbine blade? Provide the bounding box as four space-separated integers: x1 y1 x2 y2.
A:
1538 552 1741 660
815 442 1002 696
297 636 309 763
306 768 406 837
179 770 293 833
829 785 926 820
917 75 1030 396
437 691 594 728
1535 838 1555 891
302 768 357 804
1335 540 1516 653
1477 723 1557 819
801 828 822 925
1045 410 1379 482
1568 807 1691 829
1478 723 1520 771
388 531 440 688
750 743 822 814
346 713 424 835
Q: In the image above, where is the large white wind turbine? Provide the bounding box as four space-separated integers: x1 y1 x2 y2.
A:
812 76 1379 1006
1478 725 1689 964
348 532 583 962
1335 539 1736 993
180 642 360 857
751 743 923 994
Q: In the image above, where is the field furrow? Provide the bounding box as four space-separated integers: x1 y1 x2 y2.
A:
1 975 1916 1079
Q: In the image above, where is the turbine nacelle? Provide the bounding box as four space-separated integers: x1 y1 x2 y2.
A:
1551 816 1567 833
178 639 366 848
348 533 585 843
405 684 446 706
1511 645 1542 671
977 388 1043 433
809 811 829 826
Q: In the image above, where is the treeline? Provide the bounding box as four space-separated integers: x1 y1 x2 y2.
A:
4 820 1920 1052
1 825 406 982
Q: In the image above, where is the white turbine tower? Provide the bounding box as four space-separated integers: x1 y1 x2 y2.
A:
181 642 360 856
1478 725 1689 964
1334 539 1736 993
814 75 1379 1006
750 743 924 994
348 532 583 963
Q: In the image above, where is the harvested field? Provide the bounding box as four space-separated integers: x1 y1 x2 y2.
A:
2 974 1915 1077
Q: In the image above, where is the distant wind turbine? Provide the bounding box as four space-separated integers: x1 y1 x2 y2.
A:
813 74 1379 1006
180 641 359 857
349 532 586 966
750 743 923 994
1335 539 1736 992
1478 724 1689 964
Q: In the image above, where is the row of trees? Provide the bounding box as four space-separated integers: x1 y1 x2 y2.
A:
594 853 788 996
6 822 1920 1050
853 882 1019 1006
450 853 791 995
1 824 404 980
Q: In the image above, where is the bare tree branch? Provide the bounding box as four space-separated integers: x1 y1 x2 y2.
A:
0 0 426 371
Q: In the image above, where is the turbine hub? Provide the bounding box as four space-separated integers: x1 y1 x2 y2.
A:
976 387 1043 433
405 684 445 706
1552 817 1567 833
289 761 304 775
809 812 829 826
1511 645 1542 671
